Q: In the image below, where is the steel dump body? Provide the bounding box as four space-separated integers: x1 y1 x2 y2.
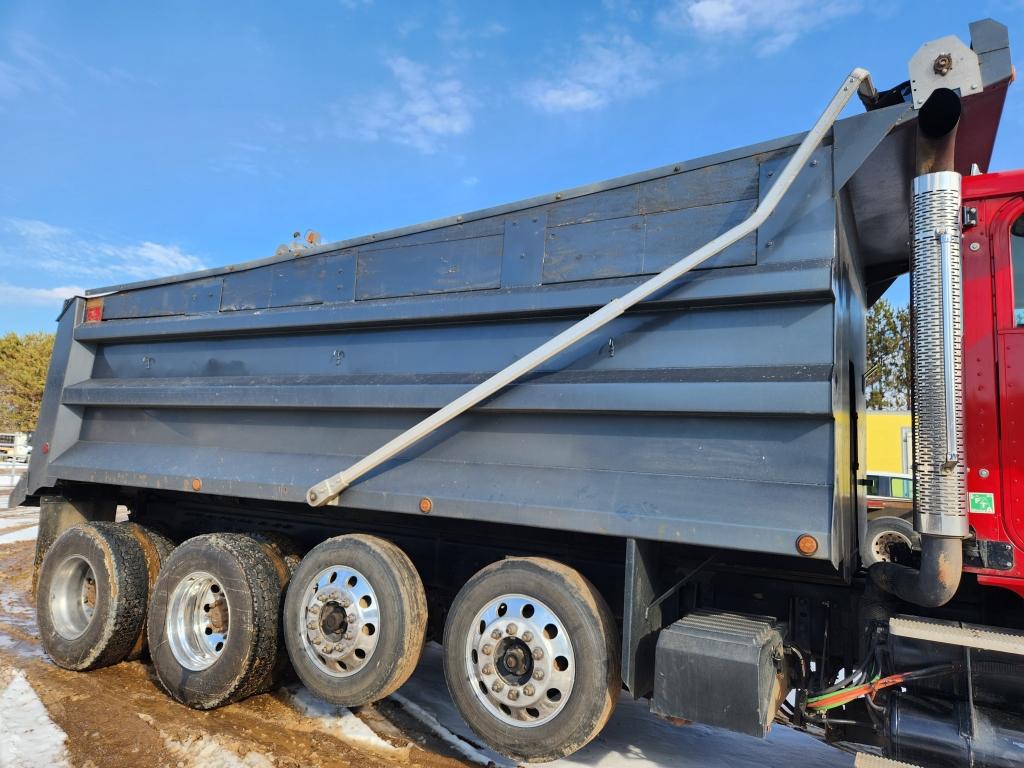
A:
18 42 1009 571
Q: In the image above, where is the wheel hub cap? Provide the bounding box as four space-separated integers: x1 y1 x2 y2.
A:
166 571 230 672
299 566 380 677
466 594 575 727
873 530 913 562
49 555 98 641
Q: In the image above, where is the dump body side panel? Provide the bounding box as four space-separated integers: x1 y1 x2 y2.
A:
23 140 851 565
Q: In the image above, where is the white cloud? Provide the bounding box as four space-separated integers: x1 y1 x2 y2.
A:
0 33 68 104
342 57 472 154
437 13 506 44
0 283 84 306
462 176 479 187
602 0 643 22
0 32 141 109
657 0 861 54
523 34 656 114
0 218 205 283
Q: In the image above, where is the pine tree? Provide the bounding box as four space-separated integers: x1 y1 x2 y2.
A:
865 299 911 410
0 332 55 432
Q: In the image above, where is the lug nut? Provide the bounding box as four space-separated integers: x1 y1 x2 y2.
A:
482 644 493 655
317 593 328 602
506 623 518 636
524 684 535 696
491 629 502 640
508 688 520 701
348 613 357 623
491 680 504 693
312 637 322 645
482 663 494 675
532 648 544 660
522 631 533 642
308 604 320 614
307 621 317 630
341 597 351 608
533 669 545 680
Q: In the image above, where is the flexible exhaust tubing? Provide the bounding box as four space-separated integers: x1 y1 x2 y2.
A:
870 88 967 607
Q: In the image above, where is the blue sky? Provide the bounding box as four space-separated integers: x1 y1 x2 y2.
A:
0 1 1021 334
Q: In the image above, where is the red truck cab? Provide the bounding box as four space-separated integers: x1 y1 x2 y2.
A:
963 170 1024 598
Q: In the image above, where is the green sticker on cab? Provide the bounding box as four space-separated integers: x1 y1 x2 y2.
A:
969 492 995 514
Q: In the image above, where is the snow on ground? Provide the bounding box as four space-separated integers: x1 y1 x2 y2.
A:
279 683 400 753
390 691 504 766
395 643 854 768
0 670 72 768
0 525 39 545
0 512 38 530
160 733 275 768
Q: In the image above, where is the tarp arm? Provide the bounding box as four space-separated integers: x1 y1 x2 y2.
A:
307 68 877 507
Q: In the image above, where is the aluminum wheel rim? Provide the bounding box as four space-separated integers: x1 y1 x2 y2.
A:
166 571 230 672
49 555 98 640
465 594 575 728
871 530 913 563
298 565 380 678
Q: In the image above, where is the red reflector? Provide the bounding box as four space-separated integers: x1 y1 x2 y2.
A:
84 298 103 323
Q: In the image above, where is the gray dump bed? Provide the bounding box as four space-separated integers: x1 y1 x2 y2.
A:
18 21 1011 570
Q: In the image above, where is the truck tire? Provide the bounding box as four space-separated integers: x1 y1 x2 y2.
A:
283 534 427 707
442 557 619 763
251 531 303 691
864 517 920 567
123 522 176 661
147 533 284 709
36 522 150 671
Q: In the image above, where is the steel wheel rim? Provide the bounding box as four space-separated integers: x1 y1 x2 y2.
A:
49 555 98 640
465 594 575 728
166 570 230 671
298 565 380 678
871 530 913 562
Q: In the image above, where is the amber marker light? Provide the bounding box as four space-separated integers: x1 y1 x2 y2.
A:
796 534 819 557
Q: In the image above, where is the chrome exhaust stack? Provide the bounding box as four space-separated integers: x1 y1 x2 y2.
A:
870 88 967 607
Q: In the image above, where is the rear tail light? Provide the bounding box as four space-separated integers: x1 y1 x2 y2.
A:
84 298 104 323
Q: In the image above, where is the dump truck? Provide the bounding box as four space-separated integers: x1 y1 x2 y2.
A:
12 18 1022 766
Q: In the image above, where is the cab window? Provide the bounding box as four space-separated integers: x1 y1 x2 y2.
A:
1012 213 1024 325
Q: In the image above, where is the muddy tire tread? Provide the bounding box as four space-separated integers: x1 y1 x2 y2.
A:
37 521 150 671
148 533 284 709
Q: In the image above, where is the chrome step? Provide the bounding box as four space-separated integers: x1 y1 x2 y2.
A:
890 616 1024 655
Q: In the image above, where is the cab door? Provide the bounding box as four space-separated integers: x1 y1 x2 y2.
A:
990 197 1024 552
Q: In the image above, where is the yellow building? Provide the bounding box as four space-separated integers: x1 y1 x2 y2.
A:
865 410 912 475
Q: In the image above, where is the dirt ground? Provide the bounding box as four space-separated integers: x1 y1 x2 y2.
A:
0 533 475 768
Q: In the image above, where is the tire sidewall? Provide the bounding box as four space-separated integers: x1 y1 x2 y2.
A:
37 526 120 670
283 536 422 706
147 536 262 709
443 559 617 762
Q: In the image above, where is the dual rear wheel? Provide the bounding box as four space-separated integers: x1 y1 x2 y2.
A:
37 523 618 762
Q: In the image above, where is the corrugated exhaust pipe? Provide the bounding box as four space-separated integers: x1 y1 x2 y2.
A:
870 88 967 608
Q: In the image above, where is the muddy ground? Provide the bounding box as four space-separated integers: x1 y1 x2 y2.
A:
0 507 854 768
